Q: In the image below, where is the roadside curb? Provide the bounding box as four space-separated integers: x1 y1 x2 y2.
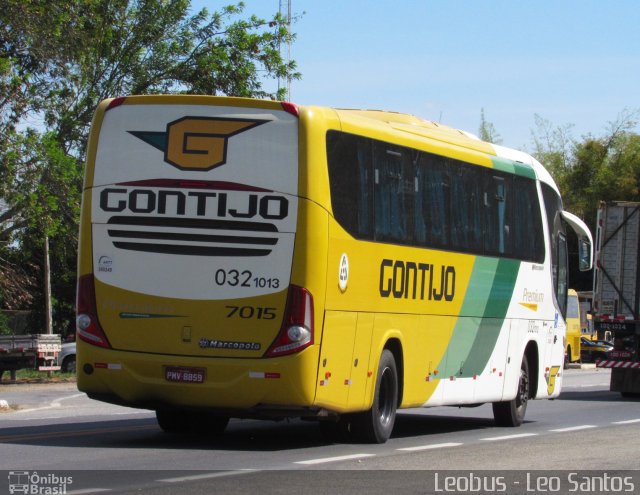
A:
0 378 77 386
566 363 597 370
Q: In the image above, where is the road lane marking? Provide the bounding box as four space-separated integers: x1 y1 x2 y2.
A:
160 470 258 483
8 393 87 414
612 418 640 425
52 393 87 407
295 453 375 465
562 384 607 389
550 425 596 432
480 433 538 441
397 442 463 452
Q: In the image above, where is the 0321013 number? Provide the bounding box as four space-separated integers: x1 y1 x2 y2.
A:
214 269 280 289
225 306 277 320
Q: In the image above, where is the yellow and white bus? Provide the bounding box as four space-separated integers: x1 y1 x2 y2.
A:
565 289 582 364
76 96 592 443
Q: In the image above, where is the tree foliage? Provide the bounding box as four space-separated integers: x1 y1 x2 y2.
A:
0 0 300 332
478 108 502 145
531 109 640 230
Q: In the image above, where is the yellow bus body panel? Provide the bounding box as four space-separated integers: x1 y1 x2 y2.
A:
77 339 320 409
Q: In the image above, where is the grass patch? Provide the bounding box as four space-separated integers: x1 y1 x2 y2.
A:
1 369 77 383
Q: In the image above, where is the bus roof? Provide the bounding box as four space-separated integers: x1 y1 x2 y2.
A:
330 107 560 194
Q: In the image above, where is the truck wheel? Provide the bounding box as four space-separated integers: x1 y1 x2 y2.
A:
351 349 398 443
62 356 76 373
156 409 229 435
493 355 529 427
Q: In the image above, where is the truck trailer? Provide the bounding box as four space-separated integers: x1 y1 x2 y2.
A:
0 334 61 381
592 201 640 396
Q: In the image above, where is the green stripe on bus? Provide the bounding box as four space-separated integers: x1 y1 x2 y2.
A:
459 258 520 377
491 156 536 179
437 257 520 378
436 257 497 377
482 258 520 317
459 318 503 377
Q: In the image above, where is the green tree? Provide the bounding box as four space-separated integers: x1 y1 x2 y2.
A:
478 108 502 145
529 114 575 183
0 0 300 333
532 109 640 231
0 310 10 335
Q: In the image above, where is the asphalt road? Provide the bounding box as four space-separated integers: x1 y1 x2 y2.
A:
1 367 639 494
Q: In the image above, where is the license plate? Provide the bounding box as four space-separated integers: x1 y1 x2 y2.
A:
608 351 632 359
164 366 206 384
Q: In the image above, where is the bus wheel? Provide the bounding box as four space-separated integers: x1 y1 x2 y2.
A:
156 409 229 435
492 355 529 427
351 349 398 443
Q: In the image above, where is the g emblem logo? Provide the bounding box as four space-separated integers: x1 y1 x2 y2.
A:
130 116 267 171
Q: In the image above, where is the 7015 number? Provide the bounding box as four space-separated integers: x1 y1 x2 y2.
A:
225 306 277 320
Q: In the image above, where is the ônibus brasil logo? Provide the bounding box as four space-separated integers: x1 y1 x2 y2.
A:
129 116 267 171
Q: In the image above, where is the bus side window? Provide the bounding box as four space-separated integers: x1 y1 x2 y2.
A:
449 164 482 251
326 131 374 239
484 174 513 257
556 233 569 318
513 177 544 262
373 144 412 243
415 154 449 248
542 183 568 316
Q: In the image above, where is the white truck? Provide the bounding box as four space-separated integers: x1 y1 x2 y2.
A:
0 334 61 381
592 201 640 396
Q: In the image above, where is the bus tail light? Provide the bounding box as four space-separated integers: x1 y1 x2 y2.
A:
76 274 111 348
106 96 126 111
265 285 314 357
281 102 299 117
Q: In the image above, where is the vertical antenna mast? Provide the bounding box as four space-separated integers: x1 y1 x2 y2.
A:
278 0 292 101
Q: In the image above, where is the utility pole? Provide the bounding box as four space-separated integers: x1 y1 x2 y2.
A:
278 0 292 101
44 234 52 335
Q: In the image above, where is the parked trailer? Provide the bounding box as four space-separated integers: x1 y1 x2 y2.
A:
592 201 640 396
0 334 61 381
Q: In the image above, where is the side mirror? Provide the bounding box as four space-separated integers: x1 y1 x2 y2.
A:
561 211 594 271
578 238 592 272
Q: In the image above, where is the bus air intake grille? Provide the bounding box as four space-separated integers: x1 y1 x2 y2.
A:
106 216 278 257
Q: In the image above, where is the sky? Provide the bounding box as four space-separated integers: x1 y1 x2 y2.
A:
193 1 640 151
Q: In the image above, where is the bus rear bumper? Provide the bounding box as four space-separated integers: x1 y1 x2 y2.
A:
77 343 321 417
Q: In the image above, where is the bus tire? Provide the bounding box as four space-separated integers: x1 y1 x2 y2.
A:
492 354 529 427
156 409 229 435
351 349 398 443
